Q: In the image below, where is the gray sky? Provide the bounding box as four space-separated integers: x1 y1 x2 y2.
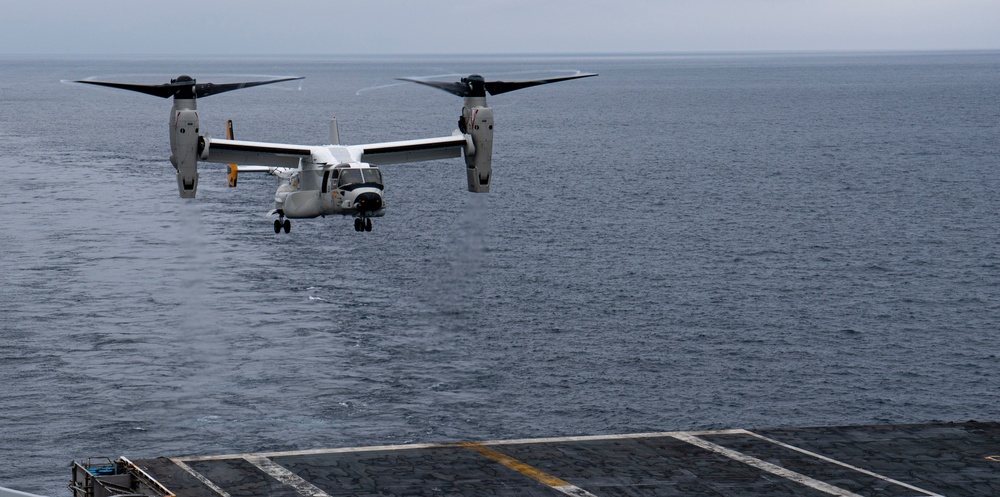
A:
2 0 998 55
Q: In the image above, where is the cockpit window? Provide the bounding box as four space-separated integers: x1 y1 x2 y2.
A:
362 168 383 185
338 168 383 188
338 169 364 187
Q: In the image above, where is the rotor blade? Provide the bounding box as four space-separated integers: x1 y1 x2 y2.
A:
195 77 304 98
75 76 303 99
73 80 183 98
395 78 472 97
484 73 598 96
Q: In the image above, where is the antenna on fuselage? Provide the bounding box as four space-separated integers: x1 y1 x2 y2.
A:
330 118 341 145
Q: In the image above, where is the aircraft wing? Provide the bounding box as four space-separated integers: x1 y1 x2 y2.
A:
205 134 469 168
350 134 468 165
205 138 313 167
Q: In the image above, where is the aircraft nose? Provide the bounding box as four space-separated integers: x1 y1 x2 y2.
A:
355 192 382 212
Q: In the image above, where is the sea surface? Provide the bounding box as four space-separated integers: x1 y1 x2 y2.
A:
1 52 999 495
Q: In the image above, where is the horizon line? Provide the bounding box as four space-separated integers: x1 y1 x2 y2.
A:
2 48 999 59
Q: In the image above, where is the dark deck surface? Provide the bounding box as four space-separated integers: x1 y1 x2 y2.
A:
132 421 1000 497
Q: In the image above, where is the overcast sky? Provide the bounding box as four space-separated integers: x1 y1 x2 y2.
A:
2 0 998 55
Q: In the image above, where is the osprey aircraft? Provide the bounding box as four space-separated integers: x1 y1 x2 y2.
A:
75 72 596 233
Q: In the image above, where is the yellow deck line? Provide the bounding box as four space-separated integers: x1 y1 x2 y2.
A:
460 443 599 497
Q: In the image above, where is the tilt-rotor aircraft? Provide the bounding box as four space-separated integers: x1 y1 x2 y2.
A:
75 72 596 233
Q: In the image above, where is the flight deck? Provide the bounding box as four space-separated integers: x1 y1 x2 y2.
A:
71 421 1000 497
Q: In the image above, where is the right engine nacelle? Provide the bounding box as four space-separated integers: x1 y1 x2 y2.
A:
463 106 493 193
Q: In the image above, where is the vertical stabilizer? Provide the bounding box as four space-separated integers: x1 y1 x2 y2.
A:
226 119 238 187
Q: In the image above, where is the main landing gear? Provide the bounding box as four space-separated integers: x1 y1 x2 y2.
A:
354 217 372 232
273 216 291 234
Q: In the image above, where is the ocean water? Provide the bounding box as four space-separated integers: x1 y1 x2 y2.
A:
1 51 999 495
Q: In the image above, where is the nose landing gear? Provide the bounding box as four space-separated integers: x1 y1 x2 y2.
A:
354 217 372 232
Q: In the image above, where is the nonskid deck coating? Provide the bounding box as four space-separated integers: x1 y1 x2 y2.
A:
131 422 1000 497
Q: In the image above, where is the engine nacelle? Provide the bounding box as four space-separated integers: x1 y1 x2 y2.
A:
463 106 493 193
170 107 200 198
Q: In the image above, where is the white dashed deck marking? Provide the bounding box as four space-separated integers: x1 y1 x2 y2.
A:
739 430 945 497
673 433 867 497
168 459 231 497
243 455 332 497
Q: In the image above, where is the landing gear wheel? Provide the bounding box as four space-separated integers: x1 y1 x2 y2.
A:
282 219 291 233
354 218 363 231
274 219 282 234
365 218 372 232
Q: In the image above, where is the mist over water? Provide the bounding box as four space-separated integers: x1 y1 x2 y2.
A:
2 52 999 495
